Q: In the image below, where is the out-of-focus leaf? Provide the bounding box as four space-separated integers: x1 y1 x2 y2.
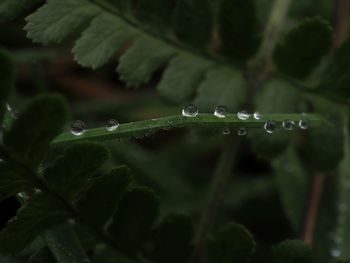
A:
194 67 248 112
150 214 193 263
249 79 298 159
117 35 176 87
3 94 69 168
77 166 132 228
208 223 256 263
157 54 212 103
108 187 159 254
0 193 68 255
44 142 110 199
29 247 55 263
272 240 313 263
0 0 41 23
137 0 173 27
173 0 213 47
273 146 308 233
0 48 14 124
219 0 260 61
73 14 137 69
274 17 333 79
25 0 101 44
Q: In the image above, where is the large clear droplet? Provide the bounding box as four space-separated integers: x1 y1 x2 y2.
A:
253 112 262 120
282 119 295 131
214 105 228 118
182 104 198 117
264 120 277 134
237 127 247 136
222 127 231 135
299 119 309 130
330 248 341 258
106 119 119 131
70 120 86 136
237 110 250 120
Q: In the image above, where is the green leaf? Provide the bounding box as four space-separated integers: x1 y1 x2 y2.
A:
0 193 68 255
319 38 350 98
0 48 15 124
157 54 212 103
273 146 308 233
173 0 213 47
0 162 31 202
208 223 256 263
44 142 110 199
272 240 313 263
108 187 159 254
25 0 101 44
219 0 260 61
77 166 132 228
249 79 298 159
0 0 41 23
194 66 248 112
73 14 137 69
3 94 69 168
274 17 333 79
150 214 193 263
29 247 56 263
117 35 176 87
137 0 173 27
300 117 344 171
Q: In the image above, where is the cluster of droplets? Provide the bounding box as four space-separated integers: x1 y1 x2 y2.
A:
70 119 120 136
182 105 310 136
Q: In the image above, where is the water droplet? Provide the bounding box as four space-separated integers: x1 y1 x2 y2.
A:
237 127 247 136
70 120 86 136
264 120 277 134
237 110 250 120
106 119 119 131
18 192 29 200
282 119 295 131
214 105 228 118
299 119 309 130
222 127 231 135
330 248 341 258
182 104 198 117
6 104 12 112
253 112 262 120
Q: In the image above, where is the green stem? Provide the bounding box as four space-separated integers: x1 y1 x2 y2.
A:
52 113 325 145
191 139 239 263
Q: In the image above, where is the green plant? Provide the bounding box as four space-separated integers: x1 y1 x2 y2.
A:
1 0 350 263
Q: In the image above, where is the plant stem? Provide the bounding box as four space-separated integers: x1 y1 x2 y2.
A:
253 0 292 78
190 139 239 263
302 173 326 245
52 113 325 145
334 0 350 48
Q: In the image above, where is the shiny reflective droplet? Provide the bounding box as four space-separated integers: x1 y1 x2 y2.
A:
106 119 119 131
214 105 228 118
237 127 247 136
237 110 250 120
70 120 86 136
18 192 29 200
299 119 309 130
253 112 262 120
223 127 231 135
6 104 12 112
282 119 295 131
330 248 341 258
264 120 277 134
182 104 198 117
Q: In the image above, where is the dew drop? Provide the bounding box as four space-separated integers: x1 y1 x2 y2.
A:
253 112 262 120
182 104 198 117
264 120 277 134
222 127 231 135
299 119 309 130
237 127 247 136
70 120 86 136
282 119 295 131
106 119 119 131
237 110 250 120
214 105 228 118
